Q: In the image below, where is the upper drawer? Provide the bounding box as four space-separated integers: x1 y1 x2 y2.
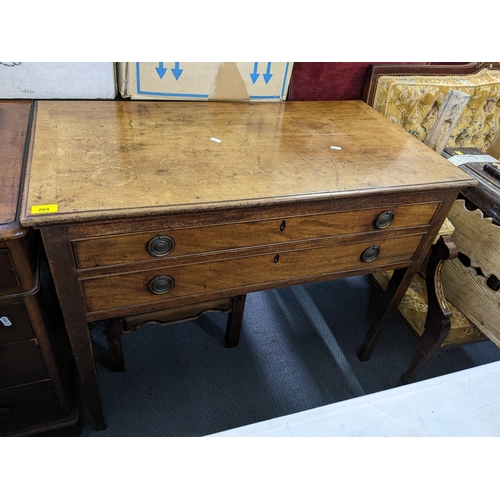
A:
0 234 39 296
0 249 19 295
73 202 438 269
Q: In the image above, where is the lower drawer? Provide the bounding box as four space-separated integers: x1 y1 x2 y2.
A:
0 381 63 434
0 340 49 390
0 300 36 345
82 233 424 313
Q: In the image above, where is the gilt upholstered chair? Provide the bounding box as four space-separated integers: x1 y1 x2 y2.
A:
364 63 500 151
362 63 500 383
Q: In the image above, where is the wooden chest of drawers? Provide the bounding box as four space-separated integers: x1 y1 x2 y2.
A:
20 100 476 431
0 101 78 436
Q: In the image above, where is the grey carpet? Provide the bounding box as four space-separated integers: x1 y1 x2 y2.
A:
79 275 500 436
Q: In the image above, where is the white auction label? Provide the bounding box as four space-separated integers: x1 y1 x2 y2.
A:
0 316 12 326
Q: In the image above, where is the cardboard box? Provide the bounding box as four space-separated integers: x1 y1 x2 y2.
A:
117 62 293 101
0 62 117 99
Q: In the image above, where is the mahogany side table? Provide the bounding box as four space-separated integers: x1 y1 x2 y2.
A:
20 100 476 430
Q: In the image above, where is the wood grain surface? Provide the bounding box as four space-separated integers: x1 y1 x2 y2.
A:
21 100 475 226
81 232 424 313
73 202 438 269
0 100 32 233
447 199 500 275
442 199 500 346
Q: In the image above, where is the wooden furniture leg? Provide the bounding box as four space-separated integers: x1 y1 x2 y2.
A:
358 267 418 361
104 318 125 372
225 294 246 348
41 229 106 431
400 235 457 384
104 294 247 371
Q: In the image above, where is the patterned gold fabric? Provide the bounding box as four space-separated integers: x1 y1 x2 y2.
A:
370 67 496 349
372 270 486 346
373 68 500 151
434 217 455 242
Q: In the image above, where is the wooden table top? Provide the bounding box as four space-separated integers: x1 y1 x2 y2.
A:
0 100 32 235
21 100 475 226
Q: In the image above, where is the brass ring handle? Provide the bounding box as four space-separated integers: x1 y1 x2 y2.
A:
361 246 380 263
147 275 175 295
374 211 395 229
147 235 175 257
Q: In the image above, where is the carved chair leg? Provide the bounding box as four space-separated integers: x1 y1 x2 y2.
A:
225 294 247 348
400 235 457 384
104 318 126 372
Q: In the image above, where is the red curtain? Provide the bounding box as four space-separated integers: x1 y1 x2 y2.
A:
287 62 427 101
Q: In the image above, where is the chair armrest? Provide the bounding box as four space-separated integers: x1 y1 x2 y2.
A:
423 235 458 336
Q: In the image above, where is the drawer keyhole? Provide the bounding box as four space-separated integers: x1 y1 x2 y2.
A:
280 220 286 231
361 246 380 263
147 235 175 257
374 211 395 229
147 275 175 295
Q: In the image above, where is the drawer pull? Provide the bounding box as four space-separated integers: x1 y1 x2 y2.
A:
361 246 380 263
374 211 395 229
147 235 175 257
147 275 175 295
280 220 286 231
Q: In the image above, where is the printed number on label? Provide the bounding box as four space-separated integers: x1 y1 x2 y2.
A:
31 204 58 214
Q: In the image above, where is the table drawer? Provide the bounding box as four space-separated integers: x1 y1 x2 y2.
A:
0 300 36 345
0 340 49 390
0 249 20 295
82 233 424 313
0 381 62 434
73 203 438 269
